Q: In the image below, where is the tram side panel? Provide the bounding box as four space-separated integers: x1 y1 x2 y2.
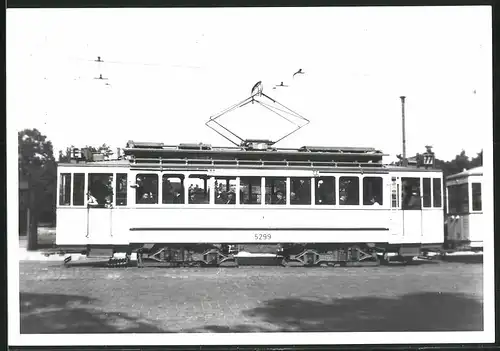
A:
124 207 393 245
447 214 483 250
56 207 131 246
468 213 484 249
55 208 88 246
421 209 445 247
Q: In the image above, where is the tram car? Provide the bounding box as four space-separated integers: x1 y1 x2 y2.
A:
445 166 484 252
55 141 445 267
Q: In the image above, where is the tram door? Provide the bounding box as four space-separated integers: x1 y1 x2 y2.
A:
87 173 114 240
401 177 423 242
389 177 403 241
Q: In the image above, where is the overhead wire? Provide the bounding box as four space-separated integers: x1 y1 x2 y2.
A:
68 56 204 70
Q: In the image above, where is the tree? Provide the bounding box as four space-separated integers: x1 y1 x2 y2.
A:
434 149 483 180
18 129 57 248
470 150 483 169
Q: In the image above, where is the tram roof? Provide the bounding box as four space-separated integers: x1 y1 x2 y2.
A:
57 141 442 173
122 141 387 160
446 166 483 180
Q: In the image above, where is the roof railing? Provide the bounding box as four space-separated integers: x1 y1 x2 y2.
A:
129 157 385 169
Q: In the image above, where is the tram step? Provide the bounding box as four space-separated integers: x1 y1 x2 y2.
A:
236 256 283 266
87 248 114 258
398 246 421 257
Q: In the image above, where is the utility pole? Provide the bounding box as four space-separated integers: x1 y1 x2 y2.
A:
400 96 408 167
20 176 38 251
27 185 38 251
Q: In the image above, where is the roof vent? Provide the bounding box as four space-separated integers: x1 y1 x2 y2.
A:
126 141 164 149
178 143 212 150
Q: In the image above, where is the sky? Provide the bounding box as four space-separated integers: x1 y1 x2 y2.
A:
7 6 492 162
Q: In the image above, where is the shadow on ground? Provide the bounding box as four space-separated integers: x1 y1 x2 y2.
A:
20 291 483 334
20 292 166 333
190 292 483 333
240 292 483 332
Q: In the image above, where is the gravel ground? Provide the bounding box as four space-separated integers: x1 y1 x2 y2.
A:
19 261 483 333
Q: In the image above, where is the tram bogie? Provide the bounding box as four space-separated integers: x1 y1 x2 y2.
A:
135 244 237 268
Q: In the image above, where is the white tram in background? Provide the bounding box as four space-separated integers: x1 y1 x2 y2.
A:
56 140 445 267
445 166 483 252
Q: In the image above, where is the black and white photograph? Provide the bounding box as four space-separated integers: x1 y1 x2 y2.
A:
8 5 495 347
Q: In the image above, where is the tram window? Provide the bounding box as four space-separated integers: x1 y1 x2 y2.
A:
363 177 383 205
339 177 359 205
458 183 469 213
135 174 158 204
265 177 287 205
447 186 456 213
116 174 128 206
240 177 261 205
162 175 184 204
422 178 431 208
433 178 442 207
447 183 469 214
472 183 482 211
215 177 237 204
73 173 85 206
290 178 311 205
401 178 421 210
187 175 210 204
316 177 336 205
88 173 114 207
59 173 71 206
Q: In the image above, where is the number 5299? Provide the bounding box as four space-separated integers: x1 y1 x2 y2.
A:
254 233 272 241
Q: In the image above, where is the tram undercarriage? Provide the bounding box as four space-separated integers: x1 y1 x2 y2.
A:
67 242 426 268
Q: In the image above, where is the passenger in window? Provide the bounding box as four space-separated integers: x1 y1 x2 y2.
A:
173 190 183 204
370 196 381 206
316 180 325 204
290 191 297 203
402 186 410 208
408 189 420 208
120 178 127 192
226 192 236 204
87 192 98 206
216 183 224 200
141 193 150 204
274 191 285 204
339 192 347 205
189 191 196 204
104 195 113 208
